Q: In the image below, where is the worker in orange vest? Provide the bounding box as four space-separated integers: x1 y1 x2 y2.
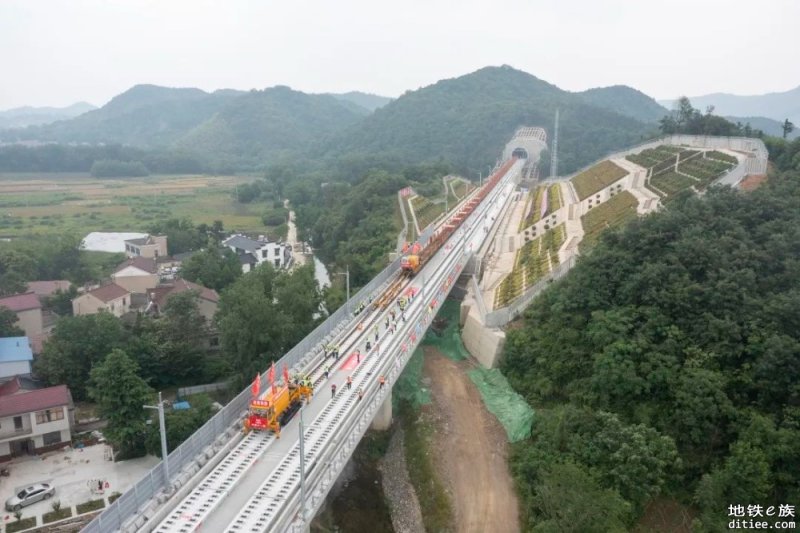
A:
379 375 386 389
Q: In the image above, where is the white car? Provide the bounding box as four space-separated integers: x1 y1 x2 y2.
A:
5 483 55 511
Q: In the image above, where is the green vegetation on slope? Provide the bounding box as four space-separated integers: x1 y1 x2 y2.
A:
176 86 366 168
503 172 800 530
579 85 668 123
326 65 653 176
571 160 628 200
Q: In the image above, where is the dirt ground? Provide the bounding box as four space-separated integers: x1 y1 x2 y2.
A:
739 174 768 191
423 347 520 533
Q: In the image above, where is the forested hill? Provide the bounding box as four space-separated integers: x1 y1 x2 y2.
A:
0 101 96 129
0 85 244 147
330 91 392 112
578 85 667 123
175 87 368 167
503 164 800 530
324 65 655 175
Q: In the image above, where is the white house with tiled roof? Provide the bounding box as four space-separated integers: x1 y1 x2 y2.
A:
146 279 220 322
0 378 74 460
72 283 131 317
222 234 291 271
111 256 159 294
124 234 167 259
0 292 43 339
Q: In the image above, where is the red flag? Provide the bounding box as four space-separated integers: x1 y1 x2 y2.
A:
269 362 276 393
251 373 260 397
283 364 290 385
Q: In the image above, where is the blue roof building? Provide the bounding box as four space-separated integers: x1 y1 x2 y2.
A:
0 337 33 379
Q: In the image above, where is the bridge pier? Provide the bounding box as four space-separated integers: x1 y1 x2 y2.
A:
371 388 393 430
460 298 506 368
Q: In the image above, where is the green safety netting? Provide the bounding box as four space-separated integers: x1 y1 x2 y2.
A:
468 367 535 443
422 299 469 361
393 347 431 410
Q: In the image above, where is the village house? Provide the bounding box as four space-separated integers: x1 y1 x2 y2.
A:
222 234 292 272
124 235 168 259
146 279 220 322
72 283 131 317
0 337 33 380
111 256 159 294
26 280 72 300
0 292 44 339
0 378 74 461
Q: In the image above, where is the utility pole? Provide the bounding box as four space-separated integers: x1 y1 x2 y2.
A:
144 392 169 486
334 267 350 302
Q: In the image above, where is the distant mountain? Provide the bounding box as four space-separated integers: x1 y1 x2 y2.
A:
659 86 800 125
176 86 368 165
0 85 244 147
0 101 96 129
330 91 392 112
725 115 799 139
578 85 667 123
326 65 654 175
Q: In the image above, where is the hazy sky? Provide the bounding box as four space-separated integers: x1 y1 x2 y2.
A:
1 0 798 109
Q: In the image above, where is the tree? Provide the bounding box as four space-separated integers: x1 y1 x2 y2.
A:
216 263 321 387
148 218 205 255
88 349 153 457
144 394 215 456
534 462 631 533
180 247 242 292
34 313 126 400
783 119 795 139
41 286 78 316
157 291 208 381
0 249 35 296
0 307 23 337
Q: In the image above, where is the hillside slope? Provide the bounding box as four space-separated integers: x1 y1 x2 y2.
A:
177 86 368 166
0 102 96 129
0 85 243 147
578 85 667 123
330 91 392 112
660 85 800 124
325 66 654 175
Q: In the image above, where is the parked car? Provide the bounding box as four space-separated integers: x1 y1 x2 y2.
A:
5 483 55 511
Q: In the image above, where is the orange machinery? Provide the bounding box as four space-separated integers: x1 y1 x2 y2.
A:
243 381 312 437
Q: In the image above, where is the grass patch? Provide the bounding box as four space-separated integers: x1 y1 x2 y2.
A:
571 160 628 200
76 498 106 514
0 175 266 238
6 517 36 532
43 507 73 523
108 492 122 503
400 402 453 533
580 190 639 250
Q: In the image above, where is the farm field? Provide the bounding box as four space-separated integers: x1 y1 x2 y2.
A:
0 173 266 238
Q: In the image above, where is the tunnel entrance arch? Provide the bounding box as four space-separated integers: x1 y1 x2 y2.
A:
511 147 528 159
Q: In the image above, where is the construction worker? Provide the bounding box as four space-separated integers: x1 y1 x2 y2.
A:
347 376 352 389
331 383 337 397
324 365 330 379
379 375 386 389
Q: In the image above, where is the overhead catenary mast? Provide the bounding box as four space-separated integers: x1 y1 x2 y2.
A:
550 108 559 179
